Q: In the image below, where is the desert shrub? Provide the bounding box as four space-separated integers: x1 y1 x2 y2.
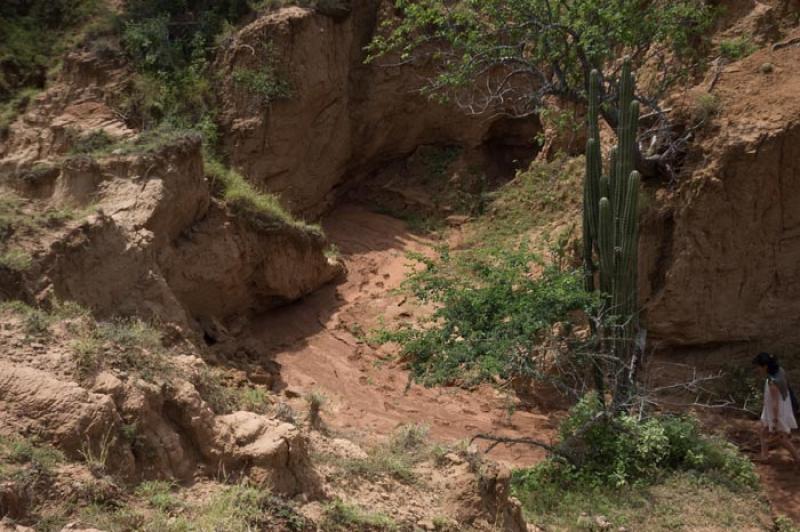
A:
691 92 721 128
719 37 757 61
305 390 327 429
377 244 595 386
515 393 758 490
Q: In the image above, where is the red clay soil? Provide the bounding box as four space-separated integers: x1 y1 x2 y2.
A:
728 418 800 522
252 203 800 522
250 204 555 467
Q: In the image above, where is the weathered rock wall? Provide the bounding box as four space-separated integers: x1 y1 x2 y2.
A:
215 3 540 215
22 138 339 333
640 30 800 351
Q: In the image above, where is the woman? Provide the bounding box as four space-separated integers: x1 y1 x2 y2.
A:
753 352 800 463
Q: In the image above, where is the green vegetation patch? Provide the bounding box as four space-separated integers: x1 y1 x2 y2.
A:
376 244 595 387
321 499 397 531
514 471 770 531
0 0 101 107
232 66 291 104
0 435 65 478
71 316 168 380
470 156 584 249
205 157 321 235
79 482 308 532
719 37 758 61
512 394 763 529
0 249 32 271
0 190 93 240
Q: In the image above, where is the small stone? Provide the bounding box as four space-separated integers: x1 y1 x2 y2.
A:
284 387 303 398
417 518 435 531
594 514 612 529
443 452 465 465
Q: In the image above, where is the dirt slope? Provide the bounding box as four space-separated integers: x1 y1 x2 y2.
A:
251 204 555 467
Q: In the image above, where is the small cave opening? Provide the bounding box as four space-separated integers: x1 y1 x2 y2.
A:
479 115 543 186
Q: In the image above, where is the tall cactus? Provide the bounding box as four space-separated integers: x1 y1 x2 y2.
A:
582 57 641 408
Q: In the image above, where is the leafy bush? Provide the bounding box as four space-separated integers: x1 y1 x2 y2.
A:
0 0 99 101
116 0 248 132
516 393 758 490
232 67 290 105
378 245 596 386
719 37 758 61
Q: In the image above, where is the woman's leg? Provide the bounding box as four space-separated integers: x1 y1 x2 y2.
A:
778 432 800 463
760 425 771 460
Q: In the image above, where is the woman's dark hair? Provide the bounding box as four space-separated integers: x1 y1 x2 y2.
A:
753 352 780 375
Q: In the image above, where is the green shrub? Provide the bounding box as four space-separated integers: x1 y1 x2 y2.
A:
719 37 757 61
378 245 596 386
517 393 758 490
0 1 100 101
232 67 290 104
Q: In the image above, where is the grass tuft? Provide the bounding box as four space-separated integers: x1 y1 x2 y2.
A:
204 157 321 236
320 423 431 484
0 249 32 271
321 499 397 531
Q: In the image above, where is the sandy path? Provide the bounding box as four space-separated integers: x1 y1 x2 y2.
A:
250 204 554 466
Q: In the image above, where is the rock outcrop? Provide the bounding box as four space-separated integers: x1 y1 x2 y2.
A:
640 27 800 351
7 137 339 334
215 3 541 215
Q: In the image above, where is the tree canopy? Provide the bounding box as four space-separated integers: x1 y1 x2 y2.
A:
369 0 715 178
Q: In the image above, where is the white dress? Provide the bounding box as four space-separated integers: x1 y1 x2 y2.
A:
761 378 798 433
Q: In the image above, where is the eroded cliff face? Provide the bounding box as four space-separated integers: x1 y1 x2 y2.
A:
640 26 800 351
1 137 339 335
215 3 541 215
